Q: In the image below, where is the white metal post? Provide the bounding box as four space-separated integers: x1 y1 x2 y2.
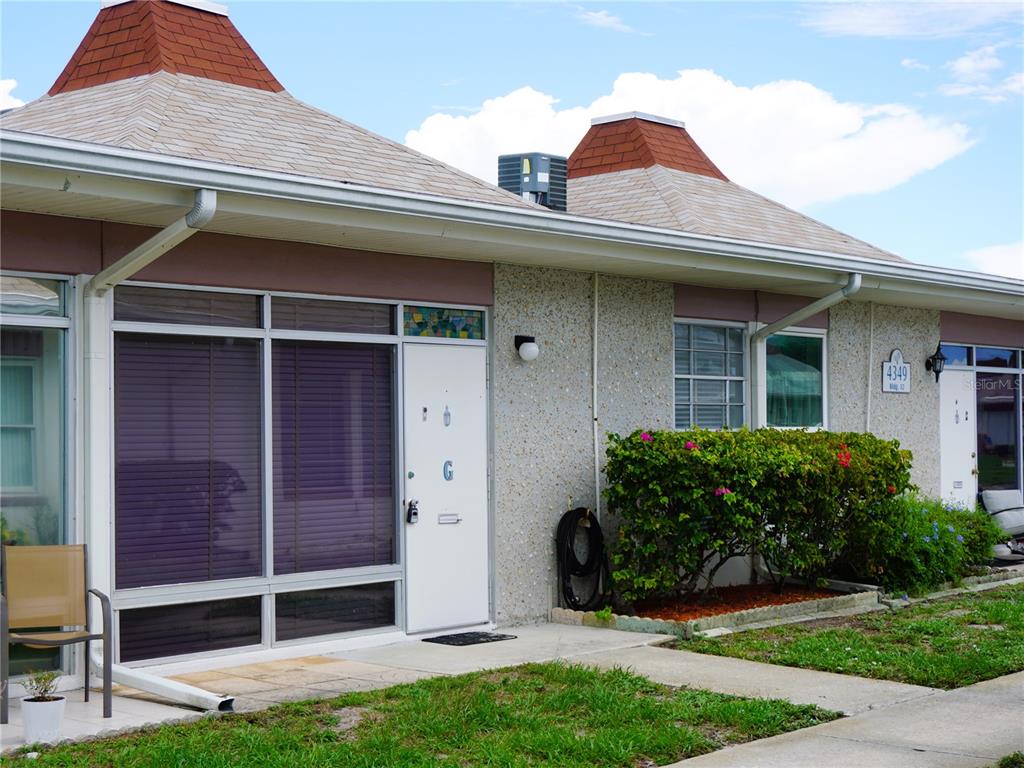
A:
82 285 113 605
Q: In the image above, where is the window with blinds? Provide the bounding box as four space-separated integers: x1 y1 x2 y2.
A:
114 334 263 589
674 322 746 430
272 341 395 575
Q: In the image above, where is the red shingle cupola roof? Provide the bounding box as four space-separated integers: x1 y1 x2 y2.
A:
48 0 283 96
568 112 727 181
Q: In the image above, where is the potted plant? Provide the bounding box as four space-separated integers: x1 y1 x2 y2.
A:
21 669 65 744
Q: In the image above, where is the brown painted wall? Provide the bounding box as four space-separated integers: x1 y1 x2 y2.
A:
674 283 829 328
1 211 494 305
940 311 1024 348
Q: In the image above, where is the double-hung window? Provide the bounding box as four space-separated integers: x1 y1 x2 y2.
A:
674 322 746 430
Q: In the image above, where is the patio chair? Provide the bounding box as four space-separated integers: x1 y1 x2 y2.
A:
1 544 112 724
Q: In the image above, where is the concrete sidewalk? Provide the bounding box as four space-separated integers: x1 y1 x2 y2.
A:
583 645 937 715
666 671 1024 768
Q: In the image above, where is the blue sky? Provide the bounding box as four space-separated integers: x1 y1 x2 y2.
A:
2 1 1022 277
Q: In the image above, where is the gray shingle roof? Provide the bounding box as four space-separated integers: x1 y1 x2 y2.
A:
0 71 535 209
569 164 902 262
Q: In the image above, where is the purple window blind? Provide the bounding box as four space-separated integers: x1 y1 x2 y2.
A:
273 341 395 574
115 334 263 589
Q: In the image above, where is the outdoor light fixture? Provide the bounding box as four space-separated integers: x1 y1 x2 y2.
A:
925 344 947 382
515 335 540 362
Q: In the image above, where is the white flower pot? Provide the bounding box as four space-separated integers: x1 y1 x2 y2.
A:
21 696 66 744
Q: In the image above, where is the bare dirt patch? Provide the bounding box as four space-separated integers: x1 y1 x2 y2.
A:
331 706 375 739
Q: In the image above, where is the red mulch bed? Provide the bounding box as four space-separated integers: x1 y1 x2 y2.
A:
635 583 841 622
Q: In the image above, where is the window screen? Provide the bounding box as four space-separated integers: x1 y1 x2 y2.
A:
674 323 745 429
273 341 395 575
114 334 263 588
275 583 396 641
766 334 824 428
119 596 262 662
272 297 394 334
115 286 261 328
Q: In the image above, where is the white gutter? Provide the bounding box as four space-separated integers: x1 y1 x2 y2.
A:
2 131 1021 307
86 188 217 295
89 645 234 712
751 273 863 344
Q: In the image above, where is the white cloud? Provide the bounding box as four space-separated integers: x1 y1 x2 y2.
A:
405 69 973 208
802 2 1022 39
947 44 1004 82
0 79 25 110
964 241 1024 280
576 8 640 34
901 58 930 71
941 44 1021 101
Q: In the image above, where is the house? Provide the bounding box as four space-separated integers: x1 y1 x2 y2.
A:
1 0 1021 684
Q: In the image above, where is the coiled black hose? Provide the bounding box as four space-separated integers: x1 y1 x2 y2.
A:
555 507 610 611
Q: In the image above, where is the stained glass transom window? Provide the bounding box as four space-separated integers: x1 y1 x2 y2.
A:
403 306 484 340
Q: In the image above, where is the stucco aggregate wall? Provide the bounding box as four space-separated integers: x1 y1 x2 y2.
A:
829 302 941 496
491 265 674 624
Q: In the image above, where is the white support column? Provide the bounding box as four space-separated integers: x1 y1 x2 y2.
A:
83 284 113 606
748 322 766 429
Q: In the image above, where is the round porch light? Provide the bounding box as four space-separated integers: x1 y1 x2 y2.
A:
925 344 947 382
515 335 540 362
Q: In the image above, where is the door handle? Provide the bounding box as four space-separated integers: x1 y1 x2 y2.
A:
438 513 462 525
406 499 419 524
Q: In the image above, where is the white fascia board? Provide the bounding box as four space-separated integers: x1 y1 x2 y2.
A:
1 130 1021 312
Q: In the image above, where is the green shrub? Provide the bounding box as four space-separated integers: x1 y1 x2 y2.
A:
603 428 912 604
840 494 1003 595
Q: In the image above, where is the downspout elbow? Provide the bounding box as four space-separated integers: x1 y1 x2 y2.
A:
841 272 862 298
87 188 217 296
185 188 218 229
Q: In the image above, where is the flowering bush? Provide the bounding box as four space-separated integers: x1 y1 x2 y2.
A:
603 428 913 604
839 494 1003 594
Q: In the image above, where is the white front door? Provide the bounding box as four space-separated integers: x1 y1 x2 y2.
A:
403 343 489 633
940 369 977 508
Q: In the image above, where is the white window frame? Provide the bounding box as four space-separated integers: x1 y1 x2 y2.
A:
755 325 829 431
0 357 41 493
673 318 749 430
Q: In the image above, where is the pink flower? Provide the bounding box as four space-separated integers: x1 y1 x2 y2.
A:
685 441 698 451
640 432 653 442
714 487 732 496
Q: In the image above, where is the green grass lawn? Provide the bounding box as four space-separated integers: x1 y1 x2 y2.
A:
681 583 1024 689
10 663 838 767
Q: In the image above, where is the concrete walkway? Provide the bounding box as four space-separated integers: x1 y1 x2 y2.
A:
666 671 1024 768
583 645 937 715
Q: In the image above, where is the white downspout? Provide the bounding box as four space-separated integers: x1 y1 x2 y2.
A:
592 272 600 518
87 188 217 295
749 272 862 427
83 189 226 712
89 646 234 712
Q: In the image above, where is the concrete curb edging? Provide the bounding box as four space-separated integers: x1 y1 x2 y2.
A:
551 590 881 639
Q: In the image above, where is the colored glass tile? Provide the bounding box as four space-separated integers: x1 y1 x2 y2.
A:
403 306 484 340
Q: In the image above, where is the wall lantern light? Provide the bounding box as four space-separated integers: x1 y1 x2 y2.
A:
925 345 947 382
515 335 540 362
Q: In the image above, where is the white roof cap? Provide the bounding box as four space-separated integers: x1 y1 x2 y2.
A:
590 112 685 129
101 0 229 16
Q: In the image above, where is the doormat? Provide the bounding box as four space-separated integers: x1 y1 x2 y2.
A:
422 632 517 646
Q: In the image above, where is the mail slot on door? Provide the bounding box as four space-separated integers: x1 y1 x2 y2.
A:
438 513 462 525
